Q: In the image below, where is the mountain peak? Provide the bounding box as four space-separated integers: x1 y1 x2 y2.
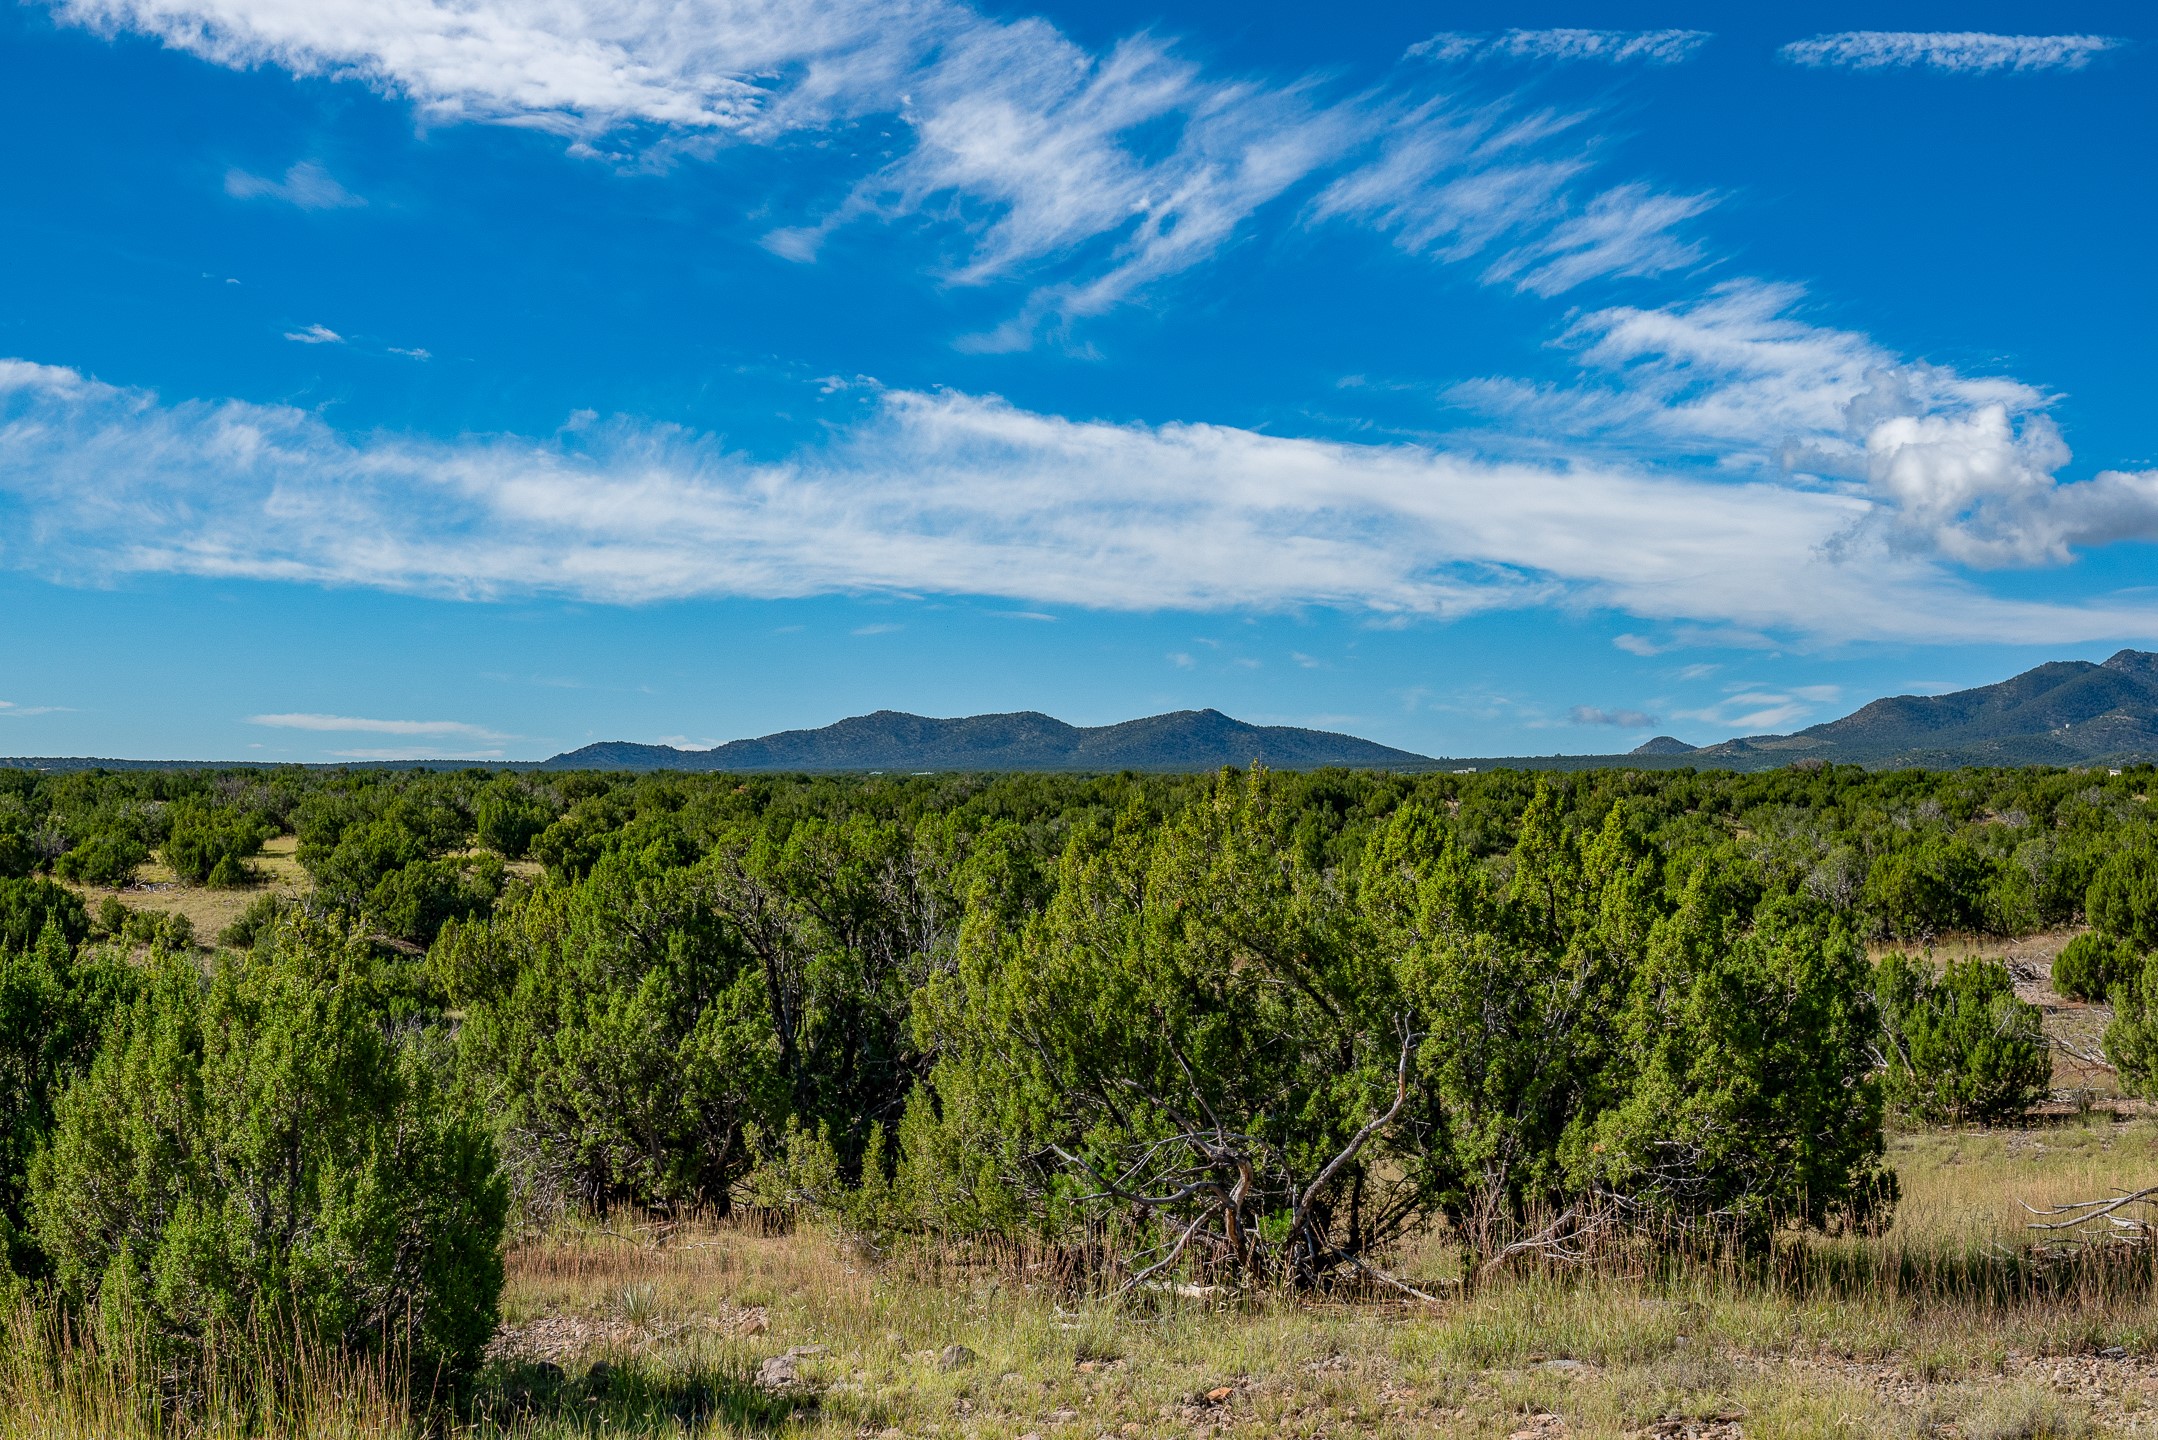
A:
544 709 1429 772
1680 651 2158 769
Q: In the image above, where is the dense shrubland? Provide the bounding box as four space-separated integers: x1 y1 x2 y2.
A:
1 758 2156 1414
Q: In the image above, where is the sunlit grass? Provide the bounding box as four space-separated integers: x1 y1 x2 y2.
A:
11 1125 2158 1436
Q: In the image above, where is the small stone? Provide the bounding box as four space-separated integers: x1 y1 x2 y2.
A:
2102 1345 2129 1359
938 1343 978 1371
1204 1385 1235 1404
757 1355 801 1389
583 1360 614 1393
1539 1358 1592 1374
738 1313 770 1336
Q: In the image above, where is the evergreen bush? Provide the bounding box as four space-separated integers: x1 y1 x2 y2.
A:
26 918 507 1384
2051 932 2137 1002
1875 954 2049 1124
52 832 148 888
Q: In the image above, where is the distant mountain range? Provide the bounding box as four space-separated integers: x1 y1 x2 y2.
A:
542 709 1429 772
12 651 2158 776
1630 649 2158 769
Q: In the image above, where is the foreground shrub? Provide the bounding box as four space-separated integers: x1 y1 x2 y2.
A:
27 918 508 1385
2088 843 2158 952
474 780 554 860
366 854 505 948
1864 836 1999 941
905 771 1433 1285
445 851 783 1211
901 777 1893 1282
0 822 34 880
0 919 136 1278
2103 954 2158 1097
160 802 276 887
1875 954 2049 1124
0 878 89 955
2051 932 2137 1002
51 831 148 887
1585 886 1892 1236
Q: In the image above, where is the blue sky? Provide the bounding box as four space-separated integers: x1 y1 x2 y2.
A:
1 2 2153 762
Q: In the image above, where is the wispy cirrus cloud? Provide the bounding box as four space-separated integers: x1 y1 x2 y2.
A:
45 0 1718 348
1675 684 1843 734
283 323 343 345
1409 29 1712 67
224 159 363 209
1482 182 1713 298
1780 32 2124 74
1308 105 1710 297
4 356 2156 649
0 699 71 718
248 712 509 739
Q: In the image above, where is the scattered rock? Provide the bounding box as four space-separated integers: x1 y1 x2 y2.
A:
1507 1414 1566 1440
1203 1385 1235 1404
737 1311 770 1336
1540 1358 1594 1375
757 1355 801 1389
938 1343 978 1371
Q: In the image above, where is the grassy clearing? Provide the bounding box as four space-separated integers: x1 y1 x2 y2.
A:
12 1122 2158 1437
60 833 309 941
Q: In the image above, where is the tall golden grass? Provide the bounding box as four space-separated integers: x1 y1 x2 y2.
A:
7 1121 2158 1437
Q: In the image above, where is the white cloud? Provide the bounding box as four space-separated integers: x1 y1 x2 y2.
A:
1780 32 2123 74
1411 30 1711 66
1676 692 1816 733
1449 280 2158 572
4 356 2157 648
248 712 508 738
1309 105 1710 299
0 700 70 717
1568 705 1659 728
1458 281 2033 461
224 159 363 209
56 0 1367 335
284 323 343 345
49 0 1722 339
389 346 432 360
1309 103 1587 263
331 747 506 760
1484 182 1712 297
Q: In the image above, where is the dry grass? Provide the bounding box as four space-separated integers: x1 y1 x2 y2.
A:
16 1126 2158 1437
12 920 2158 1434
61 834 308 943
